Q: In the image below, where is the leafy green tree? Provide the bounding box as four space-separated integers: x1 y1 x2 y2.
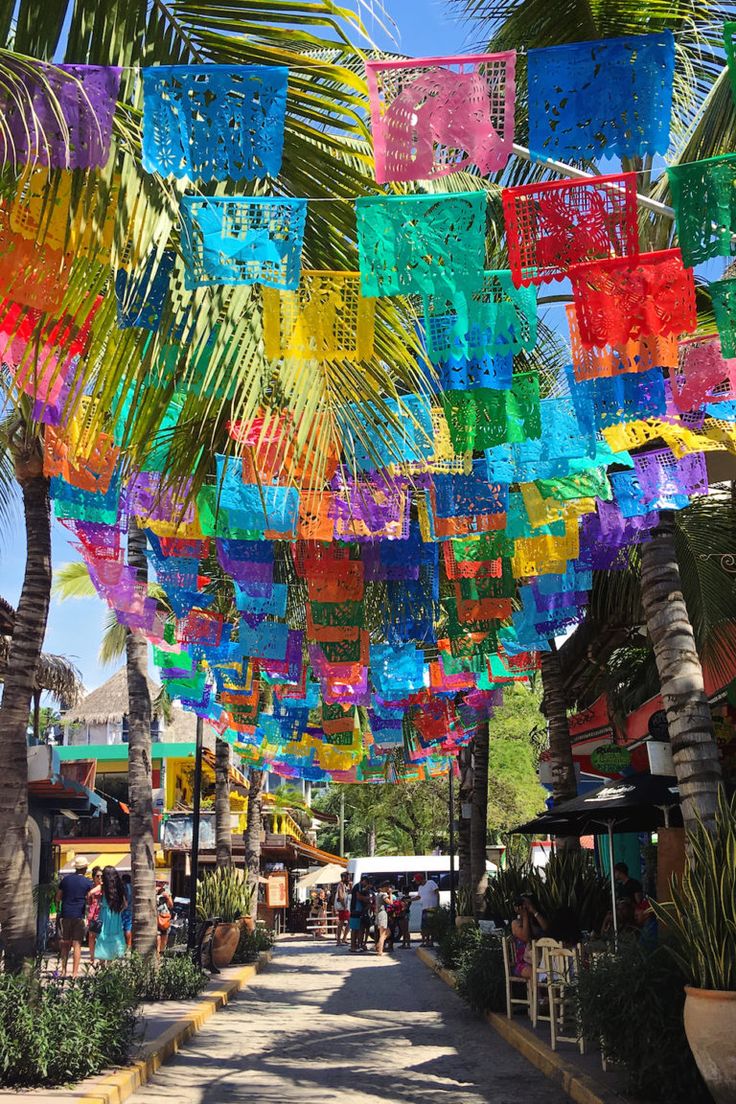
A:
488 683 548 835
315 780 451 857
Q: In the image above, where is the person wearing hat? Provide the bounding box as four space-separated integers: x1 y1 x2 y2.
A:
56 856 93 977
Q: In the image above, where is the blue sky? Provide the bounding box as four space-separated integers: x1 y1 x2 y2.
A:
2 1 475 695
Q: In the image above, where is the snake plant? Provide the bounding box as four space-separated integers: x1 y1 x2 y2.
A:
652 789 736 992
196 868 256 923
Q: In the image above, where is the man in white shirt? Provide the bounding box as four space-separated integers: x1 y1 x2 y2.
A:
332 871 352 947
412 873 440 947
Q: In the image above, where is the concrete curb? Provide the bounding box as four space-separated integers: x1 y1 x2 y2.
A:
416 946 621 1104
3 951 273 1104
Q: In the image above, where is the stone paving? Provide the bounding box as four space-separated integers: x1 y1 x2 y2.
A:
127 938 568 1104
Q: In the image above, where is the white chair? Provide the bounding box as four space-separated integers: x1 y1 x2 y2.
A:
539 941 586 1053
501 934 532 1020
531 937 559 1029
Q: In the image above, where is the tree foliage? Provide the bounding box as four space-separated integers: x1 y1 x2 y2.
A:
487 683 547 834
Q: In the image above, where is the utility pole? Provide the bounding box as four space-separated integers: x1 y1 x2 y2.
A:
187 716 203 951
339 788 345 856
448 763 457 926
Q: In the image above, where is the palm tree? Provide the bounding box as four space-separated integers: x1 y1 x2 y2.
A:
215 737 233 868
469 721 489 916
0 408 51 969
243 768 264 920
453 0 734 831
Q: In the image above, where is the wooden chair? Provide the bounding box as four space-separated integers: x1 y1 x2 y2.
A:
539 941 586 1053
500 934 532 1020
531 937 560 1029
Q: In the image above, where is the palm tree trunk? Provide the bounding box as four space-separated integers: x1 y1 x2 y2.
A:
640 512 723 833
368 820 376 856
457 746 473 892
470 724 489 918
215 737 232 867
541 642 580 853
126 522 157 958
0 438 50 971
243 768 263 922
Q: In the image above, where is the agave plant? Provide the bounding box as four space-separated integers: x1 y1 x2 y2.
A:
196 867 255 924
652 789 736 992
485 852 609 932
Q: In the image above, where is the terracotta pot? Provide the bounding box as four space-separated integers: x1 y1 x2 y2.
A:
242 915 255 935
684 986 736 1104
455 915 476 930
211 922 241 968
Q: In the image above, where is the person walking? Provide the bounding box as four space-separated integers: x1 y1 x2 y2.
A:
92 866 127 963
86 866 103 966
56 856 93 977
411 873 440 947
333 871 352 947
121 873 133 950
375 882 393 956
156 879 174 953
349 876 371 954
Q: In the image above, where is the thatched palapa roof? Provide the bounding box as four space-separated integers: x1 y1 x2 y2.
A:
64 668 161 726
0 598 83 707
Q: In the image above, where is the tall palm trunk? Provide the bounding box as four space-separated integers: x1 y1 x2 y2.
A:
540 642 580 852
0 433 50 971
126 523 157 958
243 768 263 922
641 512 723 833
457 746 473 892
470 724 489 918
215 737 232 867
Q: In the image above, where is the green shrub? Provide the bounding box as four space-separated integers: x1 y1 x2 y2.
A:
108 953 208 1002
454 933 505 1014
232 925 276 965
0 971 138 1088
436 923 482 972
423 905 452 943
576 938 710 1103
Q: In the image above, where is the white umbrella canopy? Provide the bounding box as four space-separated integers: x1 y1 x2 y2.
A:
297 862 346 890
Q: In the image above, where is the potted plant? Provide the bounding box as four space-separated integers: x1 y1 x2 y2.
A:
653 790 736 1104
196 868 256 968
455 887 476 929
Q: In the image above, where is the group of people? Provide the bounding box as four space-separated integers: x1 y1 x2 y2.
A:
328 871 441 955
508 861 654 979
56 855 174 976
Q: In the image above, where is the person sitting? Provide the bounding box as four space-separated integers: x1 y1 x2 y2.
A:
510 895 549 978
614 862 644 906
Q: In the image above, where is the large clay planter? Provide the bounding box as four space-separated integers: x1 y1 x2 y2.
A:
242 915 255 935
211 921 241 968
684 986 736 1104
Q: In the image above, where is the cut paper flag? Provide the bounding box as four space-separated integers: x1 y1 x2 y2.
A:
668 153 736 267
423 269 537 365
115 250 175 331
181 196 307 290
142 65 288 181
710 277 736 359
502 174 639 286
263 271 375 362
527 31 674 161
355 191 486 298
569 249 696 347
366 51 515 182
567 304 678 380
0 62 121 169
673 335 736 411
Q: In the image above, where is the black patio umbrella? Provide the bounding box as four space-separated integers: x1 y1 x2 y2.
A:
511 774 681 937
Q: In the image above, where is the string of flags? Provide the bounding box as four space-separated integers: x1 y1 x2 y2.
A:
3 26 736 782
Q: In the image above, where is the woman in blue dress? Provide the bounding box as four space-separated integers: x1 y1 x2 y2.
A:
90 866 127 962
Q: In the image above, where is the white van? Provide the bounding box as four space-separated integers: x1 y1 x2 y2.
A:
346 854 497 932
